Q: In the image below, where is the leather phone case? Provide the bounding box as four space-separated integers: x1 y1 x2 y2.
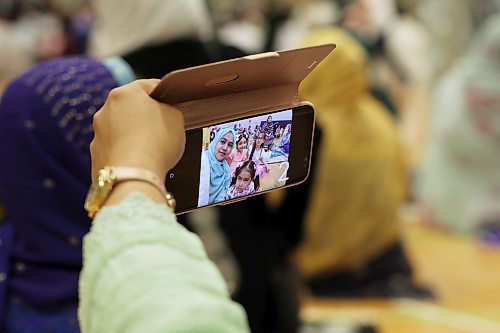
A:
150 43 336 129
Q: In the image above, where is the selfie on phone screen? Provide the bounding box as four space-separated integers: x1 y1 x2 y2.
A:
198 109 292 206
167 104 314 214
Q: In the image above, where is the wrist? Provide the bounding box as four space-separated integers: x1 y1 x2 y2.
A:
85 166 175 218
105 181 168 206
107 156 168 183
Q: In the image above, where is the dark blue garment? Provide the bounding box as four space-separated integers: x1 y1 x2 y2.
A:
0 221 13 331
0 57 120 331
5 296 79 333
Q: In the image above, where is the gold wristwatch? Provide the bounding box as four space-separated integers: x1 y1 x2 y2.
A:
84 166 176 218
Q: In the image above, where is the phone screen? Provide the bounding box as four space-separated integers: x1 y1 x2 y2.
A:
166 104 314 214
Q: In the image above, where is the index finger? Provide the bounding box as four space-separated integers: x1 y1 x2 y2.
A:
134 79 161 95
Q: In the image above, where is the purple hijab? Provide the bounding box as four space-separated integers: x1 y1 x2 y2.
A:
0 57 119 328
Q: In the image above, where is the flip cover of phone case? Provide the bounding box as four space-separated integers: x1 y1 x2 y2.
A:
150 44 336 129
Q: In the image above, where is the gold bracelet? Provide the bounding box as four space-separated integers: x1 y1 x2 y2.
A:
85 166 176 218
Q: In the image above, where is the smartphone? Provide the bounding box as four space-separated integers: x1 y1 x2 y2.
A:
166 104 315 214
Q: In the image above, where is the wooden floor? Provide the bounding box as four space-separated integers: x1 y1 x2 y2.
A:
259 155 288 190
300 213 500 333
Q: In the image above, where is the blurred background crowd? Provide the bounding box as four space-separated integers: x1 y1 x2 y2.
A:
1 0 500 332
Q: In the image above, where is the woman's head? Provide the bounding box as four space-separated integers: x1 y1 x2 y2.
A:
299 27 370 107
234 161 256 193
209 127 235 162
207 127 236 203
215 132 234 161
236 133 248 152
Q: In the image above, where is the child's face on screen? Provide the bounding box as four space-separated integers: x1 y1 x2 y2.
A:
235 169 252 193
256 134 264 147
215 132 234 161
237 137 247 152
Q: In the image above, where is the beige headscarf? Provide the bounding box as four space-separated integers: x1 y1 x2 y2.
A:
295 28 408 278
89 0 214 58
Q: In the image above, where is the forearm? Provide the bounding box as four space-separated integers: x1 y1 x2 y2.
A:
79 193 249 333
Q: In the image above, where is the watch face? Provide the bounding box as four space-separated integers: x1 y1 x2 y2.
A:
84 182 101 217
84 169 115 218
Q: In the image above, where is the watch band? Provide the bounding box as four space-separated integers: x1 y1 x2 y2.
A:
112 166 166 194
112 166 176 210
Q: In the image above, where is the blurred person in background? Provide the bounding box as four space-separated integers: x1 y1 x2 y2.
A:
407 0 499 169
317 0 499 171
215 2 267 54
0 0 66 90
87 0 231 77
418 14 500 237
415 0 485 80
0 0 97 91
339 0 434 130
380 0 434 168
44 0 94 55
0 57 119 333
271 0 339 52
272 0 430 161
272 0 402 117
271 27 433 299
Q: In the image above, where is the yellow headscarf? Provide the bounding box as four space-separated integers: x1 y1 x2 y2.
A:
295 28 409 278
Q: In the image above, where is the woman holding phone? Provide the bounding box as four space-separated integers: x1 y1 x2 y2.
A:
198 127 236 206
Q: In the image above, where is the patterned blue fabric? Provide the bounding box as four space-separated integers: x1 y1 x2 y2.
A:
0 56 120 331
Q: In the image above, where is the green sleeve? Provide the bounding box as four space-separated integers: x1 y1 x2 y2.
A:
78 192 250 333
